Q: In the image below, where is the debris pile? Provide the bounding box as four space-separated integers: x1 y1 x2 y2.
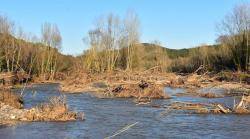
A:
0 94 81 125
60 72 93 92
199 92 223 98
170 76 185 87
0 102 26 124
168 95 250 114
168 102 231 114
215 71 250 84
233 95 250 114
60 71 174 93
0 90 23 109
24 96 77 121
0 72 31 86
0 72 16 86
111 81 170 99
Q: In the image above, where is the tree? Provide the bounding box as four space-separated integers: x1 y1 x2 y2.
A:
0 15 15 72
124 10 140 71
82 11 141 72
151 40 170 72
218 3 250 71
83 13 129 72
41 23 62 79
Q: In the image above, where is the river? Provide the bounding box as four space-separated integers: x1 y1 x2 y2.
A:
0 84 249 139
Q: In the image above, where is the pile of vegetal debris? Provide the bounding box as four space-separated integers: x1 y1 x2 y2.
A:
167 95 250 114
168 101 230 114
105 80 170 100
0 91 83 125
233 95 250 114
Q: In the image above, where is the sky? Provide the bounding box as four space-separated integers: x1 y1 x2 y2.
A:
0 0 248 55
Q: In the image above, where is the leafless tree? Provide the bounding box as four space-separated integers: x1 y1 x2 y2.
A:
41 23 62 79
218 3 250 71
124 10 140 71
0 15 15 72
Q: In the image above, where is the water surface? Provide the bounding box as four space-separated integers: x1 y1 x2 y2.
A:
0 84 249 139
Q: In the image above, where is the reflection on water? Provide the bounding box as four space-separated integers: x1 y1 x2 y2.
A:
0 84 250 139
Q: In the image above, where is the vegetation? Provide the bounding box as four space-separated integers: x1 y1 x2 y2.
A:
0 16 74 79
0 90 23 108
0 3 249 79
81 11 141 72
79 3 250 74
1 2 250 130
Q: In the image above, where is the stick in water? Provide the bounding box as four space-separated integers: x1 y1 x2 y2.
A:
104 122 139 139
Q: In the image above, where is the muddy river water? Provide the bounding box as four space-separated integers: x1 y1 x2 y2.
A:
0 84 250 139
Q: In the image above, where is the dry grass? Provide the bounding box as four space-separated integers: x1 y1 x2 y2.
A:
0 90 23 109
24 95 77 121
113 83 170 99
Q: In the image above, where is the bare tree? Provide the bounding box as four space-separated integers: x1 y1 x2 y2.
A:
152 40 170 72
124 10 140 71
0 15 14 35
0 15 15 72
82 11 140 72
218 3 250 71
84 14 125 72
41 23 62 79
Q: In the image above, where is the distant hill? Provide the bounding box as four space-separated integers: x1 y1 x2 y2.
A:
139 43 221 59
141 43 190 59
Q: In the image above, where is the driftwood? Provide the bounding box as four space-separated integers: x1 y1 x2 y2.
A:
167 96 250 114
216 104 230 114
233 95 250 113
168 101 232 114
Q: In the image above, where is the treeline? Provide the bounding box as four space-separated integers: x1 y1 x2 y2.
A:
80 4 250 73
79 12 171 72
80 11 140 72
0 16 73 79
171 3 250 73
0 3 249 79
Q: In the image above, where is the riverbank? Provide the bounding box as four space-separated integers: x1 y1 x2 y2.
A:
1 70 250 126
59 71 250 97
58 71 250 113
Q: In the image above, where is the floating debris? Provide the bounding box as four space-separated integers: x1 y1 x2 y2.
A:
167 101 231 114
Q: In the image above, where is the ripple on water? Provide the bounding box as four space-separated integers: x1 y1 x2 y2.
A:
1 84 249 139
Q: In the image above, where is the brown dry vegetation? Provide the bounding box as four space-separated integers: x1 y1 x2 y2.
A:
0 92 80 124
169 102 231 114
110 83 170 99
0 2 250 127
199 92 223 98
0 3 249 84
59 69 250 101
167 95 250 115
233 96 250 114
0 90 23 109
60 70 175 99
24 96 77 121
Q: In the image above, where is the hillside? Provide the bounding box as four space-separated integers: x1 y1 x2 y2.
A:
141 43 221 59
0 34 74 75
141 43 190 59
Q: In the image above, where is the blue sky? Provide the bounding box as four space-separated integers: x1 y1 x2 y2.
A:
0 0 248 55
